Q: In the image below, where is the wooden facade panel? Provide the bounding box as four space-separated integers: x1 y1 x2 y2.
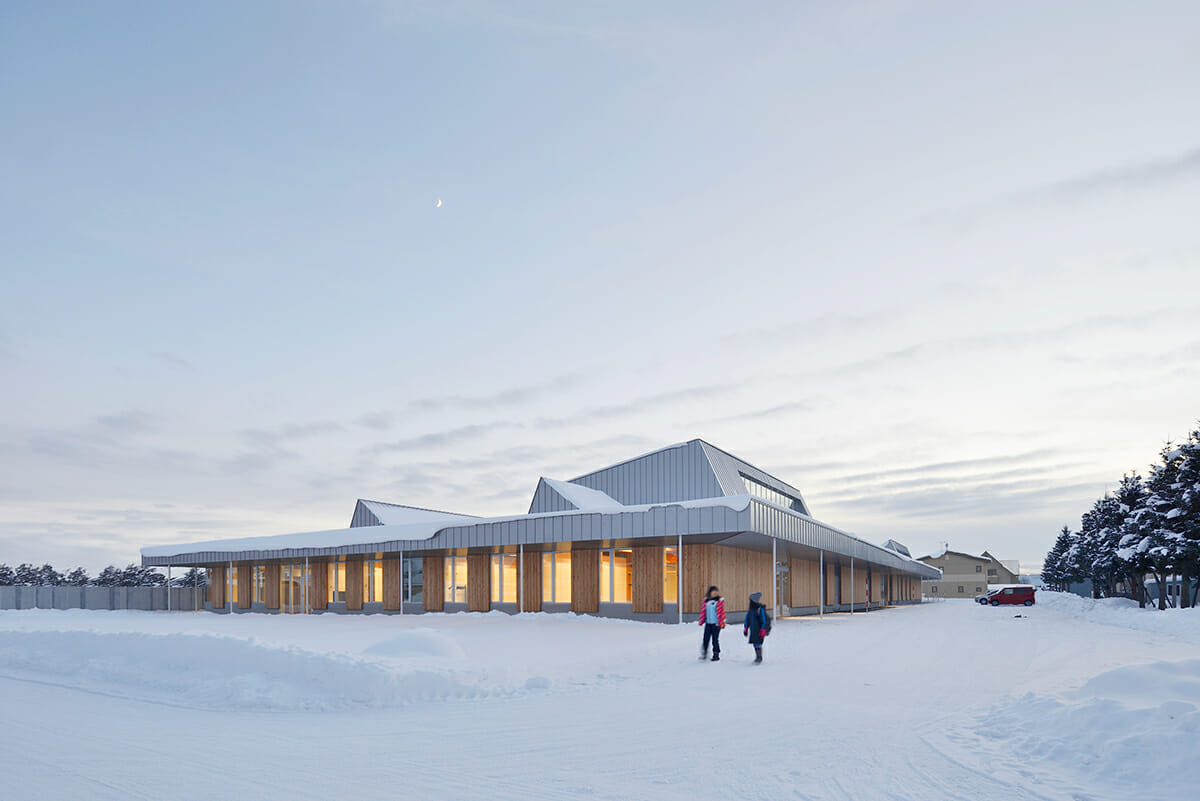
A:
345 558 364 611
209 566 225 608
236 565 252 609
467 554 490 612
423 556 444 611
711 545 772 613
825 563 837 607
681 543 714 615
790 558 821 608
263 564 280 609
521 551 542 613
309 560 328 611
571 549 599 613
382 557 402 611
632 545 663 614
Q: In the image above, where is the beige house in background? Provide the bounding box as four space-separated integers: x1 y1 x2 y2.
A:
918 549 1020 599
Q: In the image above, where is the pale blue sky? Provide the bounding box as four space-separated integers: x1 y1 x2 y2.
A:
2 1 1199 572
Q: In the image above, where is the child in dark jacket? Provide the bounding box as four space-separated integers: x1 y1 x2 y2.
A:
743 591 770 664
698 586 725 661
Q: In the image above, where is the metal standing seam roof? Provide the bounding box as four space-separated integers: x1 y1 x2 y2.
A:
141 496 940 578
138 439 940 579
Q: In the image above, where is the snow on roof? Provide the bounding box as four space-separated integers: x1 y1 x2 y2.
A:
141 494 754 560
540 478 624 510
359 500 479 526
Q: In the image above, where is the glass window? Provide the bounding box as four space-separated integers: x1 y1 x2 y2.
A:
329 559 345 604
957 585 964 593
489 555 517 604
445 556 467 604
976 565 982 573
229 568 238 604
542 553 554 603
373 560 383 603
976 586 982 593
501 555 517 603
740 473 804 512
404 557 423 603
614 550 632 603
600 550 612 603
664 547 678 604
254 566 265 604
555 552 571 603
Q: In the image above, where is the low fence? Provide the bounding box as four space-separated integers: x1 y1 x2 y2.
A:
0 586 206 611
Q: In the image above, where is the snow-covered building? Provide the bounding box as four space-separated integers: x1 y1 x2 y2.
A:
141 439 939 621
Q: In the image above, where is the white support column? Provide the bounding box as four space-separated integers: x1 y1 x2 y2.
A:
304 557 309 615
819 550 824 619
772 538 779 619
677 534 683 625
227 560 233 614
167 565 171 612
399 550 404 615
850 558 854 615
518 544 524 614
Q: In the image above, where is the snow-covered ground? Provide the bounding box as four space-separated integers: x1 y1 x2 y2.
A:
1 593 1198 800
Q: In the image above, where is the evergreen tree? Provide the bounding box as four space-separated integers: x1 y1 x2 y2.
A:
172 567 207 588
1125 445 1186 609
1043 526 1072 590
34 564 63 586
0 563 14 585
13 563 38 585
64 567 90 586
1173 426 1200 607
92 566 122 587
1112 474 1149 606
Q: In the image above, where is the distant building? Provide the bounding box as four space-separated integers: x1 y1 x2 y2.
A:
918 550 990 599
982 551 1019 585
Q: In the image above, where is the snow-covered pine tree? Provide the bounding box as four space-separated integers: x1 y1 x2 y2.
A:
1173 426 1200 607
1085 494 1126 598
13 563 38 585
92 566 122 586
0 563 14 585
172 567 207 588
34 564 63 586
172 568 207 587
1043 525 1072 590
64 567 90 586
1137 445 1187 609
1112 474 1149 606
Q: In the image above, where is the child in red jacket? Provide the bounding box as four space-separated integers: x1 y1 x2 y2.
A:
698 585 725 661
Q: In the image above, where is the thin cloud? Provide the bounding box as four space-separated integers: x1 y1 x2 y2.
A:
148 351 192 370
696 399 815 426
1020 146 1200 204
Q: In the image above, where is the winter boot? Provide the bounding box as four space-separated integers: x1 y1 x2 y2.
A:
711 653 720 662
700 648 707 661
753 647 763 664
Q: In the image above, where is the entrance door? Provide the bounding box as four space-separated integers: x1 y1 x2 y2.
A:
776 559 790 616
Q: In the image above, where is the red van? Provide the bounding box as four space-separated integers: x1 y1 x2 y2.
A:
985 586 1035 606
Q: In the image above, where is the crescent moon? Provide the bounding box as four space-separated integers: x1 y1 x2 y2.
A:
435 198 443 208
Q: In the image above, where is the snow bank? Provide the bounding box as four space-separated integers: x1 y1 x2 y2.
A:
1035 589 1200 638
970 660 1200 792
0 631 490 711
0 609 690 712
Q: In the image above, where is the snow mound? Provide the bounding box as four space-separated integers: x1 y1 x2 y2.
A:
1035 590 1200 638
969 659 1200 791
0 631 493 711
